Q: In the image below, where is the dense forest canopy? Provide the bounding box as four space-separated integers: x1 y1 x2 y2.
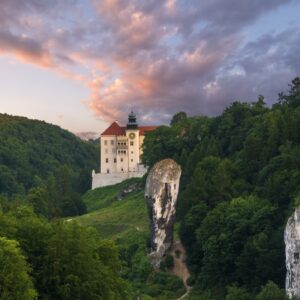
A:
0 114 99 217
142 77 300 299
0 114 98 195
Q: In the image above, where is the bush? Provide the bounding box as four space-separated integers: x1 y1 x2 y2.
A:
255 281 289 300
226 286 252 300
165 254 174 269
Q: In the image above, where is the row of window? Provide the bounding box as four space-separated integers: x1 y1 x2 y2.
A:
106 158 118 163
106 168 128 173
105 158 134 163
104 140 115 146
105 148 115 154
103 140 134 146
104 149 135 155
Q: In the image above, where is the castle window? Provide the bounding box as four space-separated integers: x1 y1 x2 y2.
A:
114 158 117 163
121 168 124 172
174 184 176 189
106 169 110 173
295 252 299 260
131 151 133 154
105 158 109 163
131 159 133 162
111 140 114 145
104 140 108 145
121 158 123 162
130 141 134 146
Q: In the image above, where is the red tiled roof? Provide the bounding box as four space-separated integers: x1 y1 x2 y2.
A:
139 126 158 136
101 122 158 136
101 122 126 136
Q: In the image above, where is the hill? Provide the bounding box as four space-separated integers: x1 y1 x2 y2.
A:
0 113 99 196
76 178 149 244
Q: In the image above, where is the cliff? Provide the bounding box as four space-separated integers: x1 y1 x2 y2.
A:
145 158 181 269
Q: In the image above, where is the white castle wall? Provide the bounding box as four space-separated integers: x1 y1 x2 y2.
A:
92 165 147 189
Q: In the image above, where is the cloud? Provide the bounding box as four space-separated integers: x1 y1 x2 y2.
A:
0 30 53 67
0 0 298 126
76 131 99 141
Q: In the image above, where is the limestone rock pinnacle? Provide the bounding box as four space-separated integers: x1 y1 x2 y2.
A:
145 159 181 269
285 205 300 299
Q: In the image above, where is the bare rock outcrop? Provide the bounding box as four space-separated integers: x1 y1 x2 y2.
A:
285 206 300 299
145 159 181 269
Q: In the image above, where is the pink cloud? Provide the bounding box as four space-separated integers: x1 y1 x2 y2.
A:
0 31 53 67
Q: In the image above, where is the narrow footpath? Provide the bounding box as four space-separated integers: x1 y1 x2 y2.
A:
170 240 192 299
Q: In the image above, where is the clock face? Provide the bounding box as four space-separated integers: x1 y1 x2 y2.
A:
129 132 136 139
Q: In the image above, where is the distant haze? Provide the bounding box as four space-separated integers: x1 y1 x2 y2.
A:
0 0 299 133
76 132 99 141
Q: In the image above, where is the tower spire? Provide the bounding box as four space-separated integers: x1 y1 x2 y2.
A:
127 111 138 129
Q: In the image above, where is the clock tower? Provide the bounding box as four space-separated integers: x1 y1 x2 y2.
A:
126 111 139 172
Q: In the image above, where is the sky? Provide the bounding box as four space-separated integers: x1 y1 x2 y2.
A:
0 0 299 138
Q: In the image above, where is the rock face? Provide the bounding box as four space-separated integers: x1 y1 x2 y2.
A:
285 206 300 299
145 159 181 269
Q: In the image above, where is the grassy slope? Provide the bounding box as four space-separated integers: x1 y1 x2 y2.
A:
74 178 149 245
73 178 186 300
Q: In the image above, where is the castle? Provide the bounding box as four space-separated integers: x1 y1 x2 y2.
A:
92 112 157 189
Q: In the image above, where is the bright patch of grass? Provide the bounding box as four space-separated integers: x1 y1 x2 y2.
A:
75 179 150 246
83 178 142 212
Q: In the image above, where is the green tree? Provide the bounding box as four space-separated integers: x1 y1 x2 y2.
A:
179 203 208 272
180 156 236 211
255 281 289 300
257 144 300 208
142 126 183 167
197 196 284 291
279 77 300 108
27 186 50 218
170 111 188 126
182 136 220 187
43 222 129 300
226 286 252 300
12 206 53 297
0 236 37 300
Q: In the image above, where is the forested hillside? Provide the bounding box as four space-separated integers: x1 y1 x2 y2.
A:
0 114 98 217
0 115 136 300
142 78 300 299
